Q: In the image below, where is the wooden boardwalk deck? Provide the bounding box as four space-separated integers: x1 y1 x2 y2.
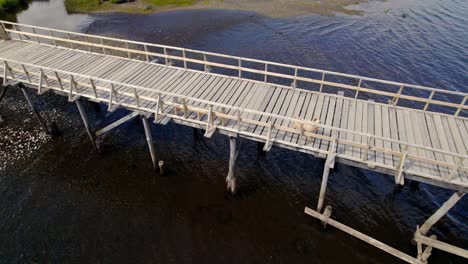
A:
1 21 467 264
1 22 468 192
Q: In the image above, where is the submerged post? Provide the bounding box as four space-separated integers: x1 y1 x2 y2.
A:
75 99 99 152
226 136 238 194
142 115 157 170
19 83 50 134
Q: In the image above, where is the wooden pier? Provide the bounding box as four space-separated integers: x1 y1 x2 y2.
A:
0 21 466 263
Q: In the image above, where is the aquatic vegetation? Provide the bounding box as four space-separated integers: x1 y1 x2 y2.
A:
65 0 199 13
0 0 29 21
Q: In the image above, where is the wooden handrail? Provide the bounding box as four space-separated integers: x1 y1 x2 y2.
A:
2 58 468 185
1 20 467 118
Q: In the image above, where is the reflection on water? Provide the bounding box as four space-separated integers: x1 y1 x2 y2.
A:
17 0 90 31
1 0 467 263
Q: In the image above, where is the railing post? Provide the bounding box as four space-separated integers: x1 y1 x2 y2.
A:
264 63 268 83
21 64 32 83
164 47 168 65
89 78 97 98
423 90 435 112
319 72 325 93
50 30 57 46
32 27 40 43
182 98 188 119
0 22 10 40
292 67 298 88
238 58 242 78
355 79 362 99
133 88 140 108
66 32 73 49
183 49 187 69
144 44 149 62
84 36 91 52
125 42 131 59
455 95 467 117
54 72 64 91
3 61 15 82
393 85 404 106
99 38 105 54
236 110 242 132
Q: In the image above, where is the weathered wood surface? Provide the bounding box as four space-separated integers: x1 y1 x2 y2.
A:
1 37 468 191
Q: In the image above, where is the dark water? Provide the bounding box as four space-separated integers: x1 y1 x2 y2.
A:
1 0 467 263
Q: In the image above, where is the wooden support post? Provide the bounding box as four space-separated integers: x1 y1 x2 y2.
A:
75 99 99 152
317 141 337 213
419 192 465 236
0 84 9 103
95 112 139 137
142 115 157 170
226 136 239 194
305 207 424 264
19 83 50 134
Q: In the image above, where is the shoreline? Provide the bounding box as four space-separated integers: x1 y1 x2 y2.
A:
65 0 370 17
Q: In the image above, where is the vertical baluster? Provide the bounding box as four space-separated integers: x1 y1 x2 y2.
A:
238 58 242 78
164 47 168 65
319 72 325 93
144 44 150 62
32 27 40 43
100 38 105 54
292 67 298 88
21 64 32 83
264 63 268 83
13 24 22 40
183 49 187 69
393 85 404 106
50 30 57 46
455 95 468 117
423 90 435 111
67 33 74 49
355 79 362 99
55 72 64 91
125 42 131 59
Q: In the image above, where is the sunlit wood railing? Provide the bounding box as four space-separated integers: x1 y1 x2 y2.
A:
2 56 468 189
1 20 467 118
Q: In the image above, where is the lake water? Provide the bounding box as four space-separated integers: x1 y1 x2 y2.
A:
1 0 467 263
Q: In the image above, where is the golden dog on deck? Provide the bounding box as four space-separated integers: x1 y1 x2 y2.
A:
293 116 320 140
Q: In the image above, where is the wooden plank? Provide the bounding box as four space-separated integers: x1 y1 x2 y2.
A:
298 93 319 146
258 87 290 137
283 91 308 143
381 106 393 167
388 107 401 165
337 98 350 155
345 100 357 158
409 111 432 176
447 117 468 172
374 103 386 165
441 116 465 181
291 92 313 144
302 93 322 146
276 89 300 140
318 96 336 151
353 100 364 159
253 87 285 135
425 114 450 177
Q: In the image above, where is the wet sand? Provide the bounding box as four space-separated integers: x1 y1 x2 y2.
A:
73 0 369 17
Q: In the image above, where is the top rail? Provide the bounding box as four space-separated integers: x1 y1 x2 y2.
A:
1 20 467 118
